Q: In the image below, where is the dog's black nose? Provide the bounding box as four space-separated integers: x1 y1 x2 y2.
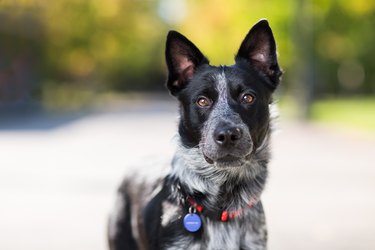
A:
214 127 242 146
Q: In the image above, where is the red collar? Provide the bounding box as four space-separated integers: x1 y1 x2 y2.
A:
186 196 258 222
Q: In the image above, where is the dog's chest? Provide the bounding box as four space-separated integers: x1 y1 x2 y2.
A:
203 221 243 249
164 221 240 250
164 215 266 250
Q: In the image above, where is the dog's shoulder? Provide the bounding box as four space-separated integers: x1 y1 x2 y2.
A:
108 159 172 249
118 158 169 195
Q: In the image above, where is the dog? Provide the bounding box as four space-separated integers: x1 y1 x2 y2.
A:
108 19 282 250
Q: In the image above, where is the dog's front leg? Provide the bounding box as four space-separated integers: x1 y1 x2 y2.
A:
108 193 139 250
240 203 268 250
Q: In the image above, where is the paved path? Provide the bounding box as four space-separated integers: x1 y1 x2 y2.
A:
1 100 374 250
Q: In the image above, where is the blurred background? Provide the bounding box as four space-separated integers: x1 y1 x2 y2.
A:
0 0 374 250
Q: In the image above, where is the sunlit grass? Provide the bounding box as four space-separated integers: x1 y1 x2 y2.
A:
311 97 375 133
278 96 375 134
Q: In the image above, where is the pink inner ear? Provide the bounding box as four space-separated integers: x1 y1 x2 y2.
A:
251 53 267 63
172 64 194 88
174 54 195 81
250 46 274 75
250 41 270 64
175 55 194 74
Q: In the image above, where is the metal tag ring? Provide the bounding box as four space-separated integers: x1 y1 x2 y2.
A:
188 206 197 214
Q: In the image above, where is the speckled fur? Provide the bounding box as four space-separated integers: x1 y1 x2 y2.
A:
108 19 281 250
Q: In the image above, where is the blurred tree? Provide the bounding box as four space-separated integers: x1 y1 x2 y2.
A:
0 6 44 105
41 0 168 91
290 0 315 118
0 0 373 109
313 0 375 96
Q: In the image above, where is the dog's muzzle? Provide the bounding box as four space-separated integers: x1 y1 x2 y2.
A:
201 121 253 167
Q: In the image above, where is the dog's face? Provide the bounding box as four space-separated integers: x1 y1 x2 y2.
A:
165 20 281 168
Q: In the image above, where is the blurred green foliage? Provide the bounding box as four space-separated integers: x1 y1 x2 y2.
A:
0 0 374 108
313 0 375 95
311 98 375 133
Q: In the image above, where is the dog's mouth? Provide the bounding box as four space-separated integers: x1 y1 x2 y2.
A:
203 154 215 164
203 153 246 167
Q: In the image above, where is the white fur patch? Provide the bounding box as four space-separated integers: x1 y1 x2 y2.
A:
269 102 280 134
206 220 241 249
216 70 228 100
161 201 181 227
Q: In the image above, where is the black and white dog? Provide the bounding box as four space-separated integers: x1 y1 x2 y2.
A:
108 19 282 250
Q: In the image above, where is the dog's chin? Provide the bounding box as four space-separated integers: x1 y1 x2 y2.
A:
203 153 247 168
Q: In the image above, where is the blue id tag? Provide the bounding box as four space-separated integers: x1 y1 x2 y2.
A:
183 213 202 232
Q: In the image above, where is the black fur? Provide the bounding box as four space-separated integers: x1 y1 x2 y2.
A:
108 19 281 250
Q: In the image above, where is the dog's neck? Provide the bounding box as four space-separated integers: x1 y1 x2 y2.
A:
169 135 270 211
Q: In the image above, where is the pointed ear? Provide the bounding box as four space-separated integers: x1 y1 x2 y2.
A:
165 31 209 96
235 19 282 88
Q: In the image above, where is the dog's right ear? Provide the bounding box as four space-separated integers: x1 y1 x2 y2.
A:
165 31 209 96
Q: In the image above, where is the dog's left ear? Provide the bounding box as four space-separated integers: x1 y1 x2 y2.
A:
165 31 209 96
235 19 281 88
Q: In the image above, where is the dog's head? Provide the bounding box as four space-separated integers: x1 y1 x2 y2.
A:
165 20 281 168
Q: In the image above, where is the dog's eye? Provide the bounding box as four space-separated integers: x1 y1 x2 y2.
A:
241 93 255 104
196 96 212 108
